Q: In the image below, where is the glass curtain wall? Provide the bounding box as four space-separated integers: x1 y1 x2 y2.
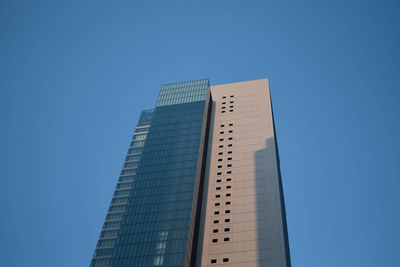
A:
91 79 210 267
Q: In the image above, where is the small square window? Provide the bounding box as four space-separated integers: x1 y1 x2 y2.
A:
225 210 230 214
227 157 232 160
211 259 217 264
230 101 234 103
215 203 220 206
218 165 222 168
227 171 232 174
222 96 226 99
226 185 231 189
229 110 233 112
216 187 221 190
222 102 226 104
218 152 223 155
220 124 225 127
230 95 234 97
214 211 220 215
219 145 223 148
228 151 232 154
223 258 229 262
224 228 230 232
214 220 219 224
229 123 233 126
224 237 230 241
226 201 231 205
218 159 223 162
220 131 224 134
226 193 231 197
216 194 220 198
221 106 226 109
226 178 231 182
221 111 225 113
212 238 218 243
213 229 218 233
219 138 224 141
228 144 232 147
228 130 233 133
228 137 233 140
227 164 232 167
225 218 230 222
217 172 222 175
217 179 221 182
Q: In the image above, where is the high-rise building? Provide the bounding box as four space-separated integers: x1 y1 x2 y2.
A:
90 78 291 267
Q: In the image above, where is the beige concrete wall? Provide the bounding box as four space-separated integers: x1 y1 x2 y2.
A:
196 78 290 267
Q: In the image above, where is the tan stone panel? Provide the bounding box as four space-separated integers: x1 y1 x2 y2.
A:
196 78 289 267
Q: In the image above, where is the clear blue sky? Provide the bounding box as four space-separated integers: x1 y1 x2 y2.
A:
1 1 399 266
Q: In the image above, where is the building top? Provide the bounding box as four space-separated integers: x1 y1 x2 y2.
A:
156 78 209 107
136 109 154 127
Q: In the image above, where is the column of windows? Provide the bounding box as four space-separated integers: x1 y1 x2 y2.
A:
210 95 234 265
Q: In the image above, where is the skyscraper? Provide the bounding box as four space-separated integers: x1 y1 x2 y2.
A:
90 78 291 267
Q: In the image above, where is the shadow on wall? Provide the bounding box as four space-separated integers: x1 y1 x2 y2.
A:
254 137 291 267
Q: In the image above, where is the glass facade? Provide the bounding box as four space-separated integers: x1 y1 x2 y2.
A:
91 79 210 267
156 79 208 107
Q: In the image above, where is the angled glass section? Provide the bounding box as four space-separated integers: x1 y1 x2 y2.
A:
91 109 154 267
